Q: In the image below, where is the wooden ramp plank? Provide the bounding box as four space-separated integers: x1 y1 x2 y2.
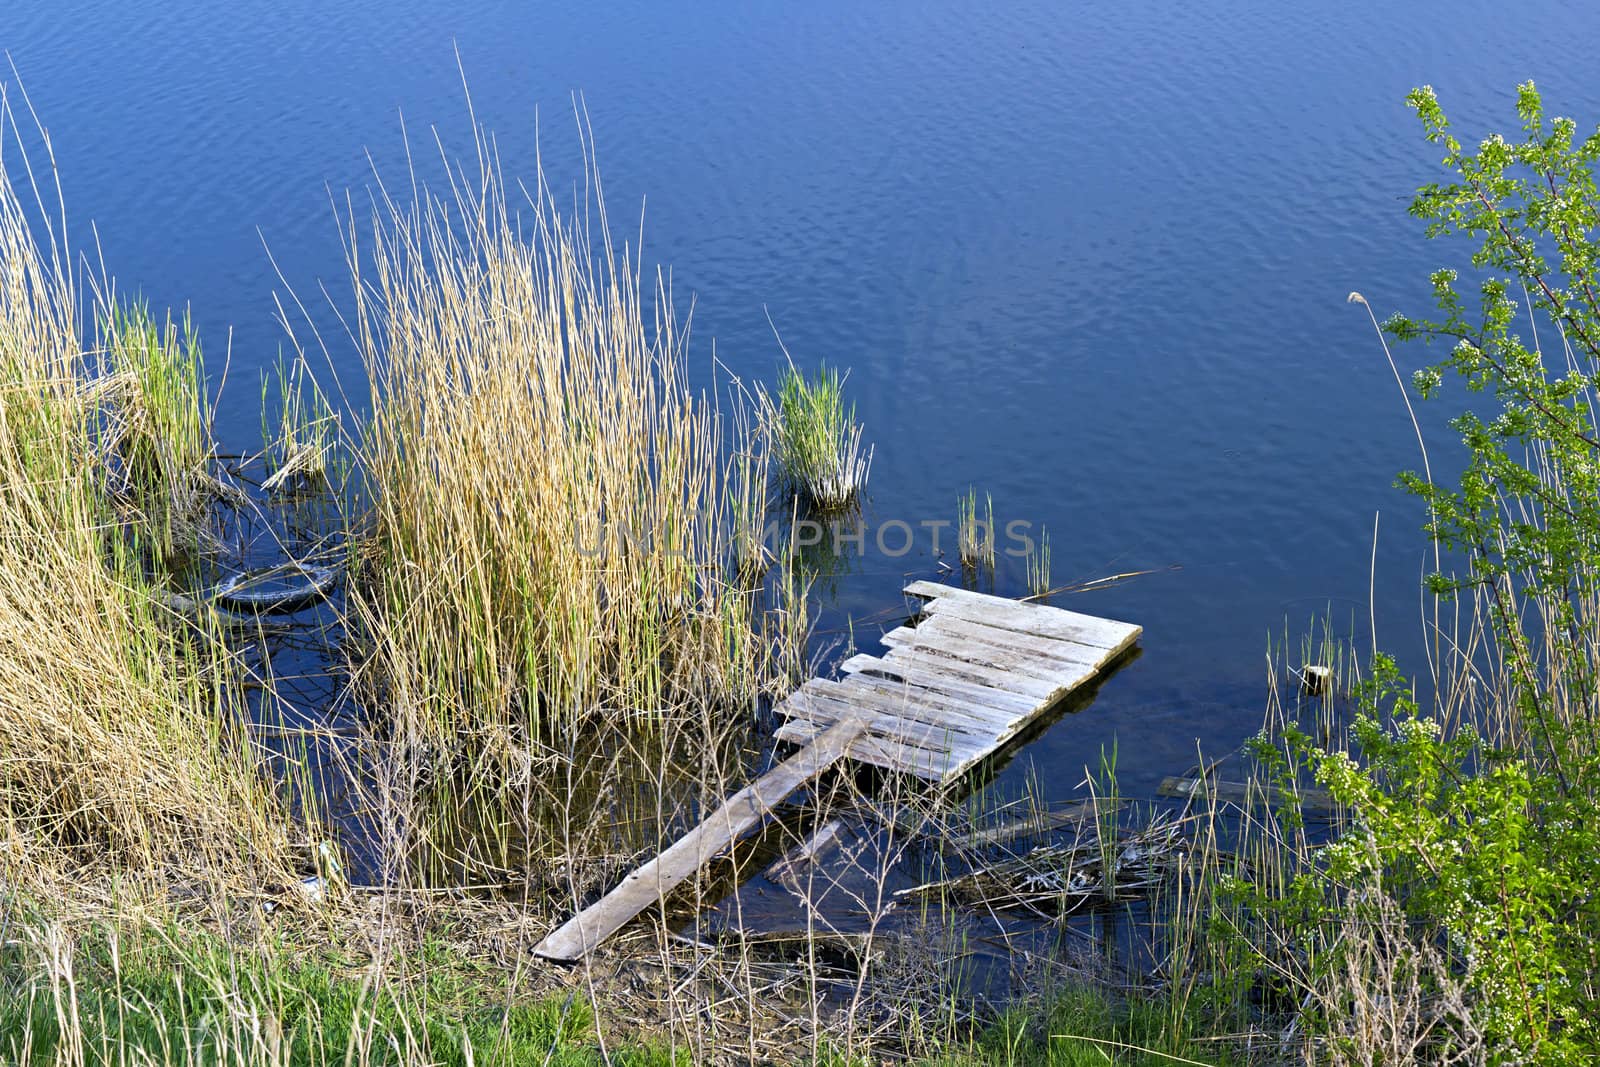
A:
804 677 1014 734
782 687 987 754
533 718 867 961
835 654 1037 713
907 582 1141 652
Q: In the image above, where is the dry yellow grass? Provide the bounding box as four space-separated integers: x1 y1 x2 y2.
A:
337 117 800 881
347 128 770 724
0 100 290 895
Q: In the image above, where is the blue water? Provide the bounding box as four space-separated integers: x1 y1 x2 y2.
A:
9 1 1600 804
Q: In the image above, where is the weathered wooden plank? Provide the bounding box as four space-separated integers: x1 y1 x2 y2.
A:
907 582 1140 652
819 671 1017 723
864 647 1061 700
907 614 1111 672
533 718 868 961
878 646 1084 701
775 718 960 780
777 688 987 755
820 675 1019 731
802 676 1016 733
1157 776 1336 813
836 654 1036 713
906 579 1138 636
916 592 1128 651
781 702 1043 784
773 724 966 775
880 623 1097 683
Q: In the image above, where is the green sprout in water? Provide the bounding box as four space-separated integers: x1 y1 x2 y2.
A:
956 488 995 572
1027 525 1052 598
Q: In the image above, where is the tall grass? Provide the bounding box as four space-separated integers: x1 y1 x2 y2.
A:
727 380 774 577
0 99 291 896
339 118 798 881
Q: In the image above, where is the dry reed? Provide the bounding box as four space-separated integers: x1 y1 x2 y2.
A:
0 92 292 898
336 113 802 890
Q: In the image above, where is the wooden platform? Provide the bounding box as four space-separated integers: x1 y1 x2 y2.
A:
533 582 1140 961
774 581 1142 784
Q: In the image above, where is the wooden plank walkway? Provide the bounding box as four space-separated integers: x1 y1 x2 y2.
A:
774 582 1142 782
533 582 1140 961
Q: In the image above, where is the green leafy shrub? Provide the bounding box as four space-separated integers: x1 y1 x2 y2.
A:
1222 81 1600 1065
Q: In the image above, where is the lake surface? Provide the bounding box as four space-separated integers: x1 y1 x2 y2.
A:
9 1 1600 807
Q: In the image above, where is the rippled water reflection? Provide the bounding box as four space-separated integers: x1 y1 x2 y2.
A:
8 0 1600 803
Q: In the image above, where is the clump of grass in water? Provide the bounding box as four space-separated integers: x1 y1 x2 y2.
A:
260 351 342 496
765 361 872 509
95 302 217 566
1086 741 1120 904
342 117 800 881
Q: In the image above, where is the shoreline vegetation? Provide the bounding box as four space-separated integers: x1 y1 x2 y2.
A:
3 79 1599 1065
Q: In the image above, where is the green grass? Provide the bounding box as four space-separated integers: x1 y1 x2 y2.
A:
768 361 872 508
0 919 1226 1067
918 986 1228 1067
0 924 686 1067
99 302 215 566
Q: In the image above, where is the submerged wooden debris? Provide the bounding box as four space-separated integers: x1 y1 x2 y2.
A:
939 799 1113 852
1157 775 1335 814
897 820 1183 918
535 582 1142 961
764 817 847 886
